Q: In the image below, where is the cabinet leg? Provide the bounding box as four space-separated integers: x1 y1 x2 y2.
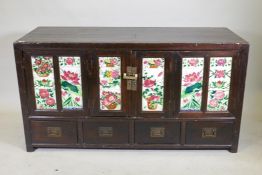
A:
26 145 36 152
229 147 238 153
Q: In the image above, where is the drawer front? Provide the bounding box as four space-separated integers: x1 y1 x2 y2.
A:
185 121 233 145
31 120 78 144
84 120 129 144
135 121 180 144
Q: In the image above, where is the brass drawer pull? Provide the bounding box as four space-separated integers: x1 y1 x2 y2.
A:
202 127 217 138
98 127 113 137
150 127 165 138
47 127 62 137
123 73 138 80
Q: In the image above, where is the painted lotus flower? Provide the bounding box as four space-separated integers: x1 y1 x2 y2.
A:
61 71 80 85
183 72 202 86
180 57 204 111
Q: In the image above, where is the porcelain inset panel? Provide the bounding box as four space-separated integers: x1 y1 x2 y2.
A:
142 58 165 111
31 56 57 110
180 58 204 111
59 56 82 109
207 57 232 111
99 57 122 110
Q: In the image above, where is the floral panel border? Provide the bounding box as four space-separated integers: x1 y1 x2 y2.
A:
180 58 204 111
207 57 232 111
31 56 57 110
142 58 165 111
59 56 83 109
99 57 121 110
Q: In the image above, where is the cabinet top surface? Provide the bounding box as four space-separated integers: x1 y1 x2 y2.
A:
16 27 248 44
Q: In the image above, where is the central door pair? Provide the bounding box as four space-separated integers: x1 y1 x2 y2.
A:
89 51 175 118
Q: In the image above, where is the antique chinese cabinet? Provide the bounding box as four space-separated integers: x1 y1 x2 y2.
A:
14 27 249 152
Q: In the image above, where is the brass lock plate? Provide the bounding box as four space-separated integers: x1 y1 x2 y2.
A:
98 127 113 137
150 127 165 138
47 127 62 137
124 66 137 91
202 127 217 138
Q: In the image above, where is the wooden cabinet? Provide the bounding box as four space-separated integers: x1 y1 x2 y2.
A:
14 27 249 152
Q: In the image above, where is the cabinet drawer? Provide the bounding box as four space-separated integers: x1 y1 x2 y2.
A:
31 120 78 144
83 120 129 144
135 121 180 144
185 121 233 145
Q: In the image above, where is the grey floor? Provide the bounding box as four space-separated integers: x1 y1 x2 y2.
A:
0 109 261 175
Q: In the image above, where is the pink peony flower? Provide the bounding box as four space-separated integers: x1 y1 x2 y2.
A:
209 99 218 108
214 91 225 100
39 89 49 99
100 80 108 85
46 97 56 106
154 59 161 66
188 58 199 66
216 59 226 66
111 70 120 79
66 57 74 65
144 79 155 88
215 70 225 78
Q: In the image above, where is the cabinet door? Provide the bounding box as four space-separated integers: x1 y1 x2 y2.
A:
24 50 88 116
176 51 238 117
89 50 130 116
134 52 176 117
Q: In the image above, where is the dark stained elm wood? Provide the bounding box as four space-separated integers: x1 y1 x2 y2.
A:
14 27 249 152
83 119 129 144
185 121 233 145
16 27 247 44
135 120 180 144
31 120 78 144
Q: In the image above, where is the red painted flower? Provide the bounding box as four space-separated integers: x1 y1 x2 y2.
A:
75 97 80 102
144 79 155 88
147 95 160 102
215 70 225 78
215 80 223 87
46 97 56 106
214 90 225 100
35 59 42 65
188 58 199 66
39 89 49 99
66 57 74 65
216 59 226 66
61 71 80 85
209 99 218 108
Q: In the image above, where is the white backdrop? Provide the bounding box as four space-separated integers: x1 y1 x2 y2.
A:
0 0 261 117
